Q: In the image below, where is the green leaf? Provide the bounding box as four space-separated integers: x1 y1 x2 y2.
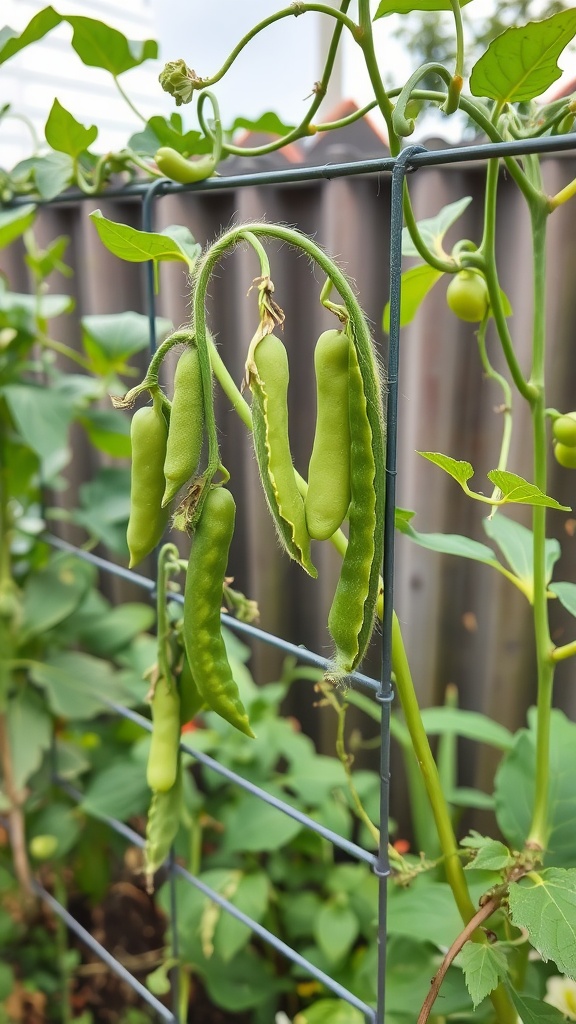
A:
25 234 72 281
65 16 158 76
448 787 495 810
72 603 156 658
45 99 97 158
397 515 501 570
470 10 576 103
201 949 284 1011
160 226 201 269
388 875 471 948
81 760 150 820
7 689 52 790
508 869 576 979
131 116 211 157
72 466 131 553
220 791 302 853
313 899 359 964
465 840 514 872
417 451 474 486
81 311 172 376
294 1000 365 1024
229 111 297 138
383 264 444 333
374 0 473 15
3 384 75 480
420 707 513 750
0 7 62 66
460 941 508 1006
549 581 576 618
401 198 472 257
213 871 269 962
90 210 195 266
33 153 74 200
487 470 570 511
483 515 560 590
495 709 576 867
79 408 131 459
0 283 74 323
30 651 136 720
0 205 36 249
395 506 415 529
507 987 569 1024
286 754 348 806
19 552 95 642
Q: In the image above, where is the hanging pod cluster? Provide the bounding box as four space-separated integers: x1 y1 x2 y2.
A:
246 315 385 682
125 338 254 756
123 228 385 800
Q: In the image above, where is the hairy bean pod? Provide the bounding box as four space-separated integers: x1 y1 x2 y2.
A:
183 486 254 737
145 763 182 891
305 329 352 540
146 676 181 792
163 344 204 506
327 334 384 678
250 334 316 577
155 147 217 185
127 401 170 568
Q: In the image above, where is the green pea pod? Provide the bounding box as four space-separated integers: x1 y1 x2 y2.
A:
145 762 182 891
163 344 204 506
146 675 181 792
327 336 384 678
127 400 170 568
183 486 254 738
179 655 205 724
155 147 217 184
305 329 352 540
250 334 317 577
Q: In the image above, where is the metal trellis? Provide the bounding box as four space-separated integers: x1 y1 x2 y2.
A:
20 129 576 1023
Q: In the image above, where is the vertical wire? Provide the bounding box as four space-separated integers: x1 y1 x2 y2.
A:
142 179 169 353
375 145 427 1024
141 179 180 1023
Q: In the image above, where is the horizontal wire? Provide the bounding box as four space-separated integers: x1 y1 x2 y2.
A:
92 700 378 868
8 132 576 208
30 879 176 1022
54 782 376 1021
44 534 380 694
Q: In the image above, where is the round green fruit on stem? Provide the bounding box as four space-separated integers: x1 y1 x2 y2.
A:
29 834 58 860
446 271 489 323
554 442 576 469
553 414 576 448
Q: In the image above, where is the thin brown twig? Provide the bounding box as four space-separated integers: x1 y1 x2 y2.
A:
417 894 502 1024
0 713 32 894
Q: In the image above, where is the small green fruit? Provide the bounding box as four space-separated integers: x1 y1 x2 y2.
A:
554 442 576 469
446 271 489 323
553 414 576 448
29 834 58 860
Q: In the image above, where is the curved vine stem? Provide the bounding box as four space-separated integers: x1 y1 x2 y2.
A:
184 4 359 95
198 1 353 159
393 63 452 137
196 90 224 166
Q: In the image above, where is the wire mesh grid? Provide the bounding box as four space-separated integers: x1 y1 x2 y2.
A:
22 129 576 1023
